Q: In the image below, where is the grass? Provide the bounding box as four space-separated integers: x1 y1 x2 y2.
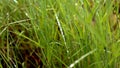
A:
0 0 120 68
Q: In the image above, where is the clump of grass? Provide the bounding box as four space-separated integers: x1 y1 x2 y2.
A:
0 0 120 68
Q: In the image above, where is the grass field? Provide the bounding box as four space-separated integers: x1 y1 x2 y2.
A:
0 0 120 68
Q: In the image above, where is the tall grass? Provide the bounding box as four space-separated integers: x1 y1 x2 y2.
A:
0 0 120 68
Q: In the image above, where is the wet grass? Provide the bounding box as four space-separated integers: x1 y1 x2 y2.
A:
0 0 120 68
